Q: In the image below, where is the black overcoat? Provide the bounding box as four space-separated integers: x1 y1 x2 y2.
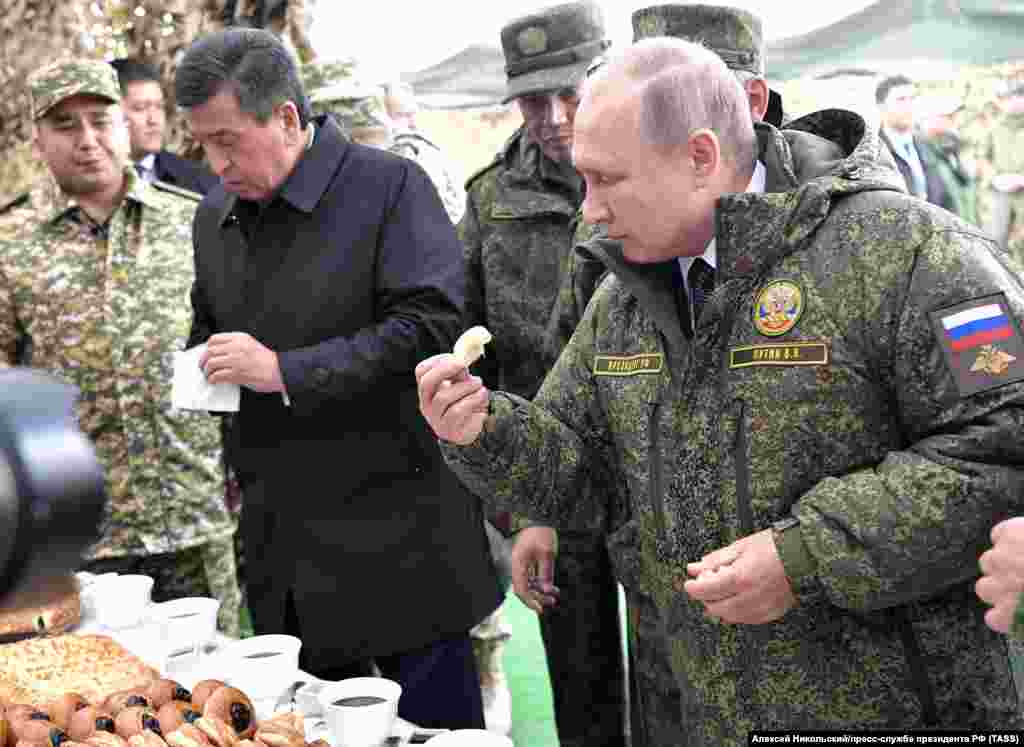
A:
188 116 502 666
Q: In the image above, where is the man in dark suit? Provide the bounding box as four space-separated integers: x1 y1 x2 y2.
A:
175 28 503 731
111 58 218 195
877 74 951 211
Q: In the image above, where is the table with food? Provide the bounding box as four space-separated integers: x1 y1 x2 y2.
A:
0 574 444 747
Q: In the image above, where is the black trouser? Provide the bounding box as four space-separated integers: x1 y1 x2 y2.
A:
539 532 628 747
284 591 485 731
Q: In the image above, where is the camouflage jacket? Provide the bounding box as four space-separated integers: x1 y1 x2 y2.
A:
389 130 466 225
0 175 63 243
459 125 584 400
444 110 1024 739
0 169 234 559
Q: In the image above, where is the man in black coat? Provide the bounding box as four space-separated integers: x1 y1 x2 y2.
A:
111 58 218 195
175 28 503 730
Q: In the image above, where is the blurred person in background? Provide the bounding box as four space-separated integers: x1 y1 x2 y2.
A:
916 94 979 225
459 3 627 746
877 74 951 209
0 59 240 635
979 76 1024 265
110 58 217 195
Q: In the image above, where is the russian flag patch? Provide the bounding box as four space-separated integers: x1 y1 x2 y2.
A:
930 293 1024 397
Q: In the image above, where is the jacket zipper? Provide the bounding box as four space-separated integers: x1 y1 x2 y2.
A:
648 401 667 543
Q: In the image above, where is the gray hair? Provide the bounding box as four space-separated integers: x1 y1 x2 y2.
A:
592 37 757 169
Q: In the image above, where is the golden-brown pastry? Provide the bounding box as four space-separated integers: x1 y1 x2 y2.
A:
86 733 130 747
200 688 253 740
0 710 9 747
102 694 150 717
67 706 115 742
154 703 200 737
144 683 190 713
7 706 50 727
164 725 211 747
187 685 224 715
127 733 166 747
47 695 89 731
305 740 329 747
252 715 300 736
251 718 302 747
113 709 160 741
192 718 235 747
10 719 68 747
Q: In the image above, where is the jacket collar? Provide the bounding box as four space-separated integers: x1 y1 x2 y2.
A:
44 165 159 225
499 125 583 201
218 115 346 227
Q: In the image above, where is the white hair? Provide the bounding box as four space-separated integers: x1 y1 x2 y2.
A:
590 37 757 169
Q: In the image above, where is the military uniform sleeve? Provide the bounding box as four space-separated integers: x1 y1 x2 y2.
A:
457 184 500 390
779 226 1024 611
441 284 614 533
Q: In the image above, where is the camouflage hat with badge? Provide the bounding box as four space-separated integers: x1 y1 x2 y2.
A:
28 58 122 121
500 1 611 103
631 4 786 126
301 57 392 144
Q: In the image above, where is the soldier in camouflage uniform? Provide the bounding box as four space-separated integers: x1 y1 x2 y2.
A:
0 60 240 636
0 174 62 243
979 77 1024 266
418 38 1024 743
458 3 626 746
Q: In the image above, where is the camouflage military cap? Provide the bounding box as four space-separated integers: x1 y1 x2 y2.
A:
632 4 764 75
29 59 122 120
500 1 611 103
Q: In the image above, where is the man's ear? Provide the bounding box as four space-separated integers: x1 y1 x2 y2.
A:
745 77 770 122
687 128 721 187
277 101 302 141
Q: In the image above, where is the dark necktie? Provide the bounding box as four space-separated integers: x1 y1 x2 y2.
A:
688 257 715 325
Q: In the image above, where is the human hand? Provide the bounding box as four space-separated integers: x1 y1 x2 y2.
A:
684 529 797 624
511 526 560 614
976 517 1024 634
992 173 1024 193
415 354 489 446
200 332 284 393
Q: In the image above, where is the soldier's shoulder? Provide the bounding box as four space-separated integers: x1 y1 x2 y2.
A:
151 180 203 204
465 129 522 193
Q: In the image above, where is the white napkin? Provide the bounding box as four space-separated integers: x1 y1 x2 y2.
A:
172 344 240 412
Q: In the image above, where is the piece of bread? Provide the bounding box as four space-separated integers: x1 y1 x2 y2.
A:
452 326 493 367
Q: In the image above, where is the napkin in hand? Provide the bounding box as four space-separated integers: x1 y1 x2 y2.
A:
172 344 240 412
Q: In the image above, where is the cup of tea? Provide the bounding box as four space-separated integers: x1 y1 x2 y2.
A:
317 677 402 747
219 634 302 719
153 596 220 670
425 731 513 746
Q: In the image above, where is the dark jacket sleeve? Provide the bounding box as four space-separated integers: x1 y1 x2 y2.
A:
187 210 216 350
276 161 465 414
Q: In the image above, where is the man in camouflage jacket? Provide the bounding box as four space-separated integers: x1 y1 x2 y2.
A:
458 4 629 745
979 78 1024 267
0 60 240 634
419 39 1024 743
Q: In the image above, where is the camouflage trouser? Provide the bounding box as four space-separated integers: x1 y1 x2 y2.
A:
539 532 628 747
84 537 242 637
470 605 511 734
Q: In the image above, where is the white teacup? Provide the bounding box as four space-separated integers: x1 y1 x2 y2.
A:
318 677 402 747
90 574 154 629
219 634 302 719
426 731 513 746
153 597 220 668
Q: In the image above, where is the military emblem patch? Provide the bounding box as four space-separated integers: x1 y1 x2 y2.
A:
753 280 804 337
929 293 1024 397
518 27 548 56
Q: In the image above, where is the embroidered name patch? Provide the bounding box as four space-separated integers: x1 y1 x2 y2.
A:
930 293 1024 397
594 354 664 376
729 342 829 368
